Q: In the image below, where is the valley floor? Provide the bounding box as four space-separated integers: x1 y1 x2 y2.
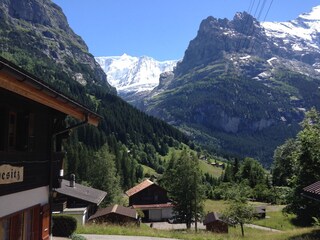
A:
76 200 320 240
81 234 179 240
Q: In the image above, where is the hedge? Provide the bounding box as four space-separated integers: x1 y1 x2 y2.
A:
52 215 77 237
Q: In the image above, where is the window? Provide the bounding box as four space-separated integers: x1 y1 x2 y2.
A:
28 113 35 152
0 205 40 240
8 112 16 150
6 111 35 152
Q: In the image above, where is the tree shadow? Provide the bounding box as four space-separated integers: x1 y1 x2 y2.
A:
290 217 313 227
290 217 312 228
288 229 320 240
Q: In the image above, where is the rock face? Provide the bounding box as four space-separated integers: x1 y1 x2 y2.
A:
0 0 115 95
137 9 320 164
175 12 272 76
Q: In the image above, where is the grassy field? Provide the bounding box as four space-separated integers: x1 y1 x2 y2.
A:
199 160 223 178
252 211 297 231
141 164 158 176
77 223 320 240
160 147 224 178
204 199 228 213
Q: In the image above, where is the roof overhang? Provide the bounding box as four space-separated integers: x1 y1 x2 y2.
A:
0 57 101 126
301 181 320 203
132 203 174 210
301 192 320 202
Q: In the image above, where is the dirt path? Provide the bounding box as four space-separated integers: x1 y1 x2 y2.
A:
245 223 283 232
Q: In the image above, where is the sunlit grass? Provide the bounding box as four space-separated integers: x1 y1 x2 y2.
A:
252 211 297 231
141 164 157 176
204 199 228 213
199 160 223 178
77 223 320 240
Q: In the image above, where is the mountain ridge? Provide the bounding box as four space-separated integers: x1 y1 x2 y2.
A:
119 7 320 164
0 0 116 100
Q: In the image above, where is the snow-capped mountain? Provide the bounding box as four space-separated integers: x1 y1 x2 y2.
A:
262 5 320 68
95 54 178 94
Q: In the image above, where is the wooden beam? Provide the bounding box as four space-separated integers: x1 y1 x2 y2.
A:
0 72 99 126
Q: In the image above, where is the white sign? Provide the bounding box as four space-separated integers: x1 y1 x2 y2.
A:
0 164 24 184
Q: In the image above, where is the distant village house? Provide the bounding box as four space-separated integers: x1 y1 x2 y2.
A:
52 176 107 225
203 212 228 233
126 179 174 222
88 204 138 225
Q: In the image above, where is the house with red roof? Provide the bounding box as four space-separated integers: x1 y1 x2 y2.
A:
125 179 174 221
88 204 138 224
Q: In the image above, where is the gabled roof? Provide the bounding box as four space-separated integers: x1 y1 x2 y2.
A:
125 179 154 197
0 56 100 126
55 179 107 205
88 204 137 221
203 212 223 225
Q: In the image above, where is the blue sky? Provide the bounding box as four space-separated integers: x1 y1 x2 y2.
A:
52 0 320 61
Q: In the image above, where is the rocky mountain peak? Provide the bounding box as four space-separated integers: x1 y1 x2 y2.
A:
0 0 115 93
4 0 69 32
175 11 270 76
231 11 261 36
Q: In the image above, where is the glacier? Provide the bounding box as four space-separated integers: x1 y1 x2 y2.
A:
95 54 178 94
262 5 320 51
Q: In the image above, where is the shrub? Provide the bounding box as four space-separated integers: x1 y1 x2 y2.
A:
71 234 87 240
52 215 77 237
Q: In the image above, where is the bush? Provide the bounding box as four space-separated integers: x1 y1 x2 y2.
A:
52 215 77 237
71 234 87 240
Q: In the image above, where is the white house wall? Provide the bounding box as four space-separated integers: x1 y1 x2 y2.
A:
149 209 162 221
161 207 173 219
0 186 49 217
148 207 173 221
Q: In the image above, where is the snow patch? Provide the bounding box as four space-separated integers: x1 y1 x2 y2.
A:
267 57 277 66
292 44 303 51
240 55 251 60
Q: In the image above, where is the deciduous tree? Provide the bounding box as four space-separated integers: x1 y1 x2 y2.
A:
162 149 205 229
286 108 320 224
272 138 298 186
222 200 255 237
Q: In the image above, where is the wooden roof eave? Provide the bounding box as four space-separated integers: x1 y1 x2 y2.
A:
0 59 101 126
